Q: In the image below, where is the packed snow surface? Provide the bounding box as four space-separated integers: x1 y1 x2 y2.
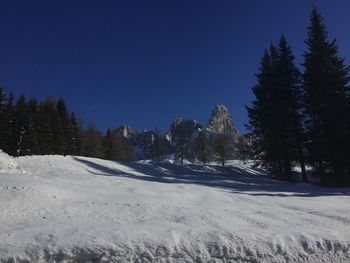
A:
0 155 349 262
0 150 20 173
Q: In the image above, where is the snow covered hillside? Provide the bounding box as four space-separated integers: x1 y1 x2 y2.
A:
0 152 349 262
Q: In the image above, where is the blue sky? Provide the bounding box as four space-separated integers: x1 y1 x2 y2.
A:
1 0 349 133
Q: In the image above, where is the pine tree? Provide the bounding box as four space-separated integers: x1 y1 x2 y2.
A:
36 101 54 155
303 7 350 185
81 124 104 158
0 91 82 157
194 131 211 165
104 128 123 160
246 48 284 178
276 35 307 181
246 38 305 181
66 112 81 155
3 93 15 156
0 87 7 151
44 98 60 154
213 134 229 166
175 143 190 165
13 95 30 156
234 135 252 164
24 98 40 155
151 129 164 163
56 98 71 155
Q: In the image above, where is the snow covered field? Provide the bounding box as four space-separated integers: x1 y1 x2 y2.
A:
0 151 349 262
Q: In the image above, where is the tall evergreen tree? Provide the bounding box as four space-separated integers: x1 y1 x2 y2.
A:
66 112 82 155
303 7 350 185
36 101 54 155
194 131 211 165
24 98 40 155
213 134 229 166
3 93 15 155
234 135 252 164
246 48 284 178
13 95 30 156
104 128 123 160
0 87 7 151
56 98 71 155
276 36 307 181
81 124 104 158
45 98 61 154
151 129 165 163
247 38 306 181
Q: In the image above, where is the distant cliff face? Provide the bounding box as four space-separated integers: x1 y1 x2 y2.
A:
166 118 202 146
116 104 239 160
116 125 137 139
205 105 239 137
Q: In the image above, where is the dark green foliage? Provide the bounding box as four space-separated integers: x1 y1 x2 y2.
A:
303 7 350 185
175 143 191 166
0 87 7 151
0 88 135 162
275 36 307 181
234 135 253 164
66 113 82 155
151 129 167 163
24 98 40 155
247 48 281 177
46 98 64 154
0 91 83 157
247 37 306 181
81 124 104 159
213 134 230 166
103 129 135 161
13 95 30 156
247 6 350 186
36 101 54 155
104 128 123 160
56 98 71 155
2 93 16 155
194 131 211 165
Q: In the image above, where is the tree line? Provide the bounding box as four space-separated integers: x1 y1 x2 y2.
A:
247 7 350 186
0 90 135 161
171 130 251 166
0 89 248 165
81 125 135 161
0 91 81 156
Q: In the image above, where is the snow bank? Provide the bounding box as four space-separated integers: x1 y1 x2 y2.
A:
0 150 20 173
0 155 349 262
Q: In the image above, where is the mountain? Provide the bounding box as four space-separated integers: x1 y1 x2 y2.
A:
116 125 137 139
117 127 172 159
117 104 239 160
166 118 202 147
205 104 239 137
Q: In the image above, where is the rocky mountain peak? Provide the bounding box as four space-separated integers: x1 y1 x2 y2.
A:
206 105 238 136
167 118 202 145
116 125 136 139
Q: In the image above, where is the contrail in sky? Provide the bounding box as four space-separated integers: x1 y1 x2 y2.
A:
86 88 120 112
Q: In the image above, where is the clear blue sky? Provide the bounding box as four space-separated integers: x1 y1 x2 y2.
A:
1 1 349 133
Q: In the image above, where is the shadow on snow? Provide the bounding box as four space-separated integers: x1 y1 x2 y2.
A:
72 157 350 197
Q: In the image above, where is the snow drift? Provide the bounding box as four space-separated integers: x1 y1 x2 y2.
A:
0 154 349 262
0 150 20 173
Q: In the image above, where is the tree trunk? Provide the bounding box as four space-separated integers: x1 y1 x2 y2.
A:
295 130 307 182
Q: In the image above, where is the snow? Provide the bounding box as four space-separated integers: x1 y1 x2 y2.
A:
0 154 349 262
0 150 20 173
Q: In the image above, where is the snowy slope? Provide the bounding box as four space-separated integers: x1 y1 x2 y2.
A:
0 153 349 262
0 150 20 173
